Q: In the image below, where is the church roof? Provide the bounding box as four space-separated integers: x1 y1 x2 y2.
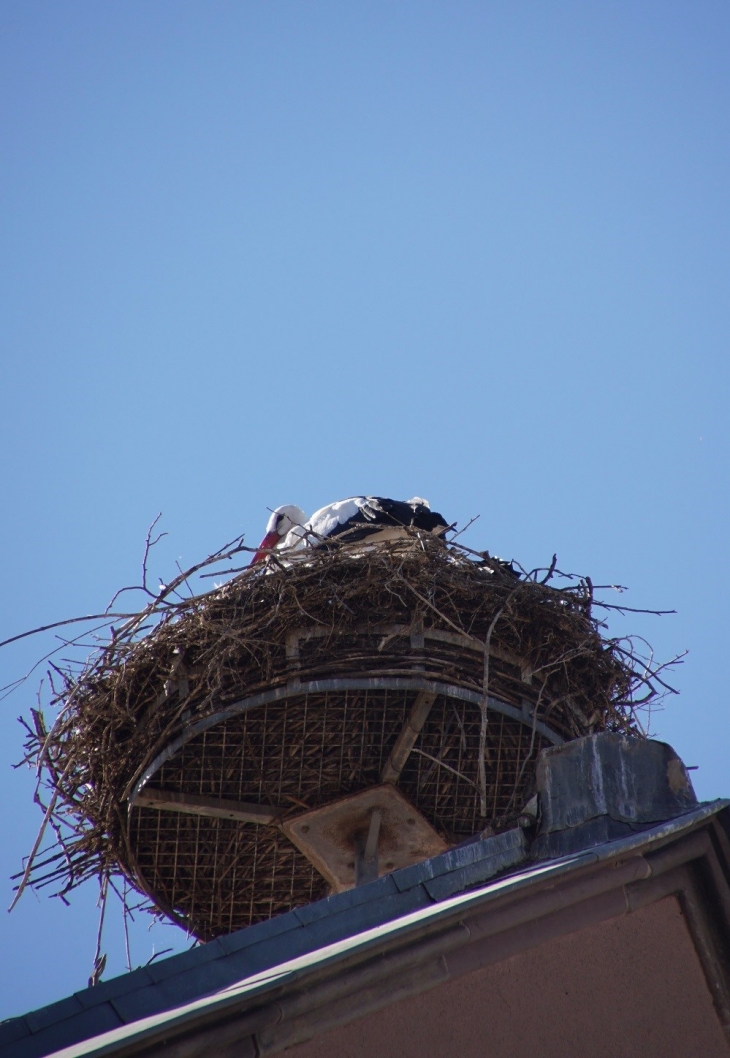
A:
3 797 728 1058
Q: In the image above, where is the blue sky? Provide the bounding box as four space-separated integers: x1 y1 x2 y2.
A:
1 1 728 1020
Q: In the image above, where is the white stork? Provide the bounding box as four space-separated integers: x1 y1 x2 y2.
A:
249 504 307 565
250 497 449 565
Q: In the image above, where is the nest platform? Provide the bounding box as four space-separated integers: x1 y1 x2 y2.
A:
23 536 643 940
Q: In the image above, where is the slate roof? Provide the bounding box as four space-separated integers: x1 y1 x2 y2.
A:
2 801 728 1058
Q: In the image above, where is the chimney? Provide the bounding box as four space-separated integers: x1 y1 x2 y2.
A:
532 732 698 859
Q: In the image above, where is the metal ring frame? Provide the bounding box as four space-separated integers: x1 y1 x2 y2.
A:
129 677 564 806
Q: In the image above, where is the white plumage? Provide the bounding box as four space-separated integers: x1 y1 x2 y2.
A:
250 496 449 565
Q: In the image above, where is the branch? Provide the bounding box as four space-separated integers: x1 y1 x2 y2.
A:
0 614 137 651
141 513 166 594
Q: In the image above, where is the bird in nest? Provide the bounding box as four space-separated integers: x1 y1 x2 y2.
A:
250 497 450 565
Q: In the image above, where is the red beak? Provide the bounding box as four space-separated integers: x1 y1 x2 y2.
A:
250 530 280 565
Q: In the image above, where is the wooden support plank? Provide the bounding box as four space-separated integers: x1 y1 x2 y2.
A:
134 787 280 825
381 691 437 784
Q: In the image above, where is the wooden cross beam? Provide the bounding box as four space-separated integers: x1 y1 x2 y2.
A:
381 691 437 785
133 787 280 825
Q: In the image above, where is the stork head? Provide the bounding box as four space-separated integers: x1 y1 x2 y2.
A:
250 505 307 565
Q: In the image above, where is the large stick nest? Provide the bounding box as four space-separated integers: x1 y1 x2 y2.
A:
17 532 672 935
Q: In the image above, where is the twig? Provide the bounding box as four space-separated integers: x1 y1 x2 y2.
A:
0 614 138 650
410 748 478 788
447 515 480 541
540 554 558 585
89 872 109 987
142 514 166 594
8 755 74 910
